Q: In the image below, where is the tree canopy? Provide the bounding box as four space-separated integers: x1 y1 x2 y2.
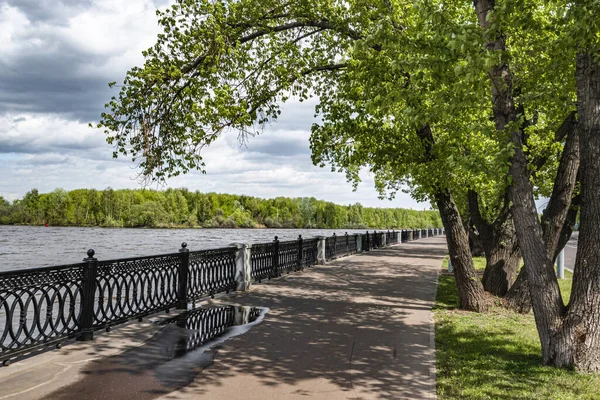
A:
98 0 600 372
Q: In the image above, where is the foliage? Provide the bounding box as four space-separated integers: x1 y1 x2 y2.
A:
0 188 441 229
96 0 574 209
434 268 599 399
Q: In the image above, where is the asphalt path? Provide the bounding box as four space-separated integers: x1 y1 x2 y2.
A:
563 232 578 272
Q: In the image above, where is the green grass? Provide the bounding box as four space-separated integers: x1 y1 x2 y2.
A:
435 257 600 399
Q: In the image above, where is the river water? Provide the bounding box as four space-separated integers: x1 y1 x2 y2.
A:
0 225 378 271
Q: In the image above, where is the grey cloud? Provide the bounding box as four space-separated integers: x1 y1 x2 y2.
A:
4 0 93 25
0 132 106 155
17 154 69 166
0 40 111 122
242 137 310 157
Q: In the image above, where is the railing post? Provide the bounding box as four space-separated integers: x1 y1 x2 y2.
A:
366 231 370 251
356 233 362 253
317 236 327 264
79 249 98 341
297 235 303 271
272 236 280 278
382 231 387 247
345 232 349 255
177 242 190 310
332 233 337 259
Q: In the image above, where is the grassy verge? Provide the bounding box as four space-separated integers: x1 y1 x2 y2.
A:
435 257 599 399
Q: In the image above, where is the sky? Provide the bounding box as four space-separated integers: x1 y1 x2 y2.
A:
0 0 428 209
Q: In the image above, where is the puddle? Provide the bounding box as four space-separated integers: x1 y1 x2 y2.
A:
46 305 268 400
157 305 265 359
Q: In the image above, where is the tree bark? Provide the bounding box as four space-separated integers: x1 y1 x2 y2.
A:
562 52 600 372
504 267 531 313
481 236 520 297
468 190 520 297
468 225 485 257
541 115 580 259
436 190 488 312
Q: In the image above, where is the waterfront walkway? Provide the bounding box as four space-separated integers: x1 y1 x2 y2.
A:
0 237 446 400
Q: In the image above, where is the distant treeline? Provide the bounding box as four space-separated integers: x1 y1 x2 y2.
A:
0 188 441 229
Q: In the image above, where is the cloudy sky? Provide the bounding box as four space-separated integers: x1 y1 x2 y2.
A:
0 0 427 209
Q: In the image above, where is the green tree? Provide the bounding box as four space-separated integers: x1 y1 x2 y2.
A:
96 0 600 371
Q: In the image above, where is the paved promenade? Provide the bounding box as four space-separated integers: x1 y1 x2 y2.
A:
0 237 447 400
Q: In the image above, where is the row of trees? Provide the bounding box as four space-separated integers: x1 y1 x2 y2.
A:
97 0 600 371
0 188 441 229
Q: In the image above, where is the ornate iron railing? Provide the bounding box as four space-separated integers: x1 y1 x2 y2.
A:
188 248 237 300
348 235 358 254
278 239 300 275
0 228 443 364
0 263 85 361
94 253 179 328
335 234 349 258
250 242 275 282
301 238 319 268
325 235 336 259
362 232 370 251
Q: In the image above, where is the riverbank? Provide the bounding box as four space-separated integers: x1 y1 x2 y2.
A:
1 222 412 230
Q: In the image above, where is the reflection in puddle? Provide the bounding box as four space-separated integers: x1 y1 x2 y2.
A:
160 305 263 358
46 306 268 400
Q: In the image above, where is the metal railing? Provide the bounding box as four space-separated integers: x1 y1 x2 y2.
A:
0 228 444 364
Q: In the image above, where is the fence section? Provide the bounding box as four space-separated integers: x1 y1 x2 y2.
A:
0 263 85 362
188 248 237 300
300 238 319 269
94 253 179 328
278 239 300 275
250 242 275 282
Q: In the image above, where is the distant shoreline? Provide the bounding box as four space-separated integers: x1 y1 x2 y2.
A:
0 223 418 231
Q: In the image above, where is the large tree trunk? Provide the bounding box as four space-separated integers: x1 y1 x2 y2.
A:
416 124 488 312
468 226 485 257
561 52 600 372
436 190 488 312
467 190 520 297
473 0 567 366
481 234 520 297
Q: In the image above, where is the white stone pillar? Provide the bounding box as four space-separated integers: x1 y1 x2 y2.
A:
231 243 252 291
317 236 327 265
356 234 362 252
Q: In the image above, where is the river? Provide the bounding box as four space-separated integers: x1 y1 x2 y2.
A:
0 225 380 271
